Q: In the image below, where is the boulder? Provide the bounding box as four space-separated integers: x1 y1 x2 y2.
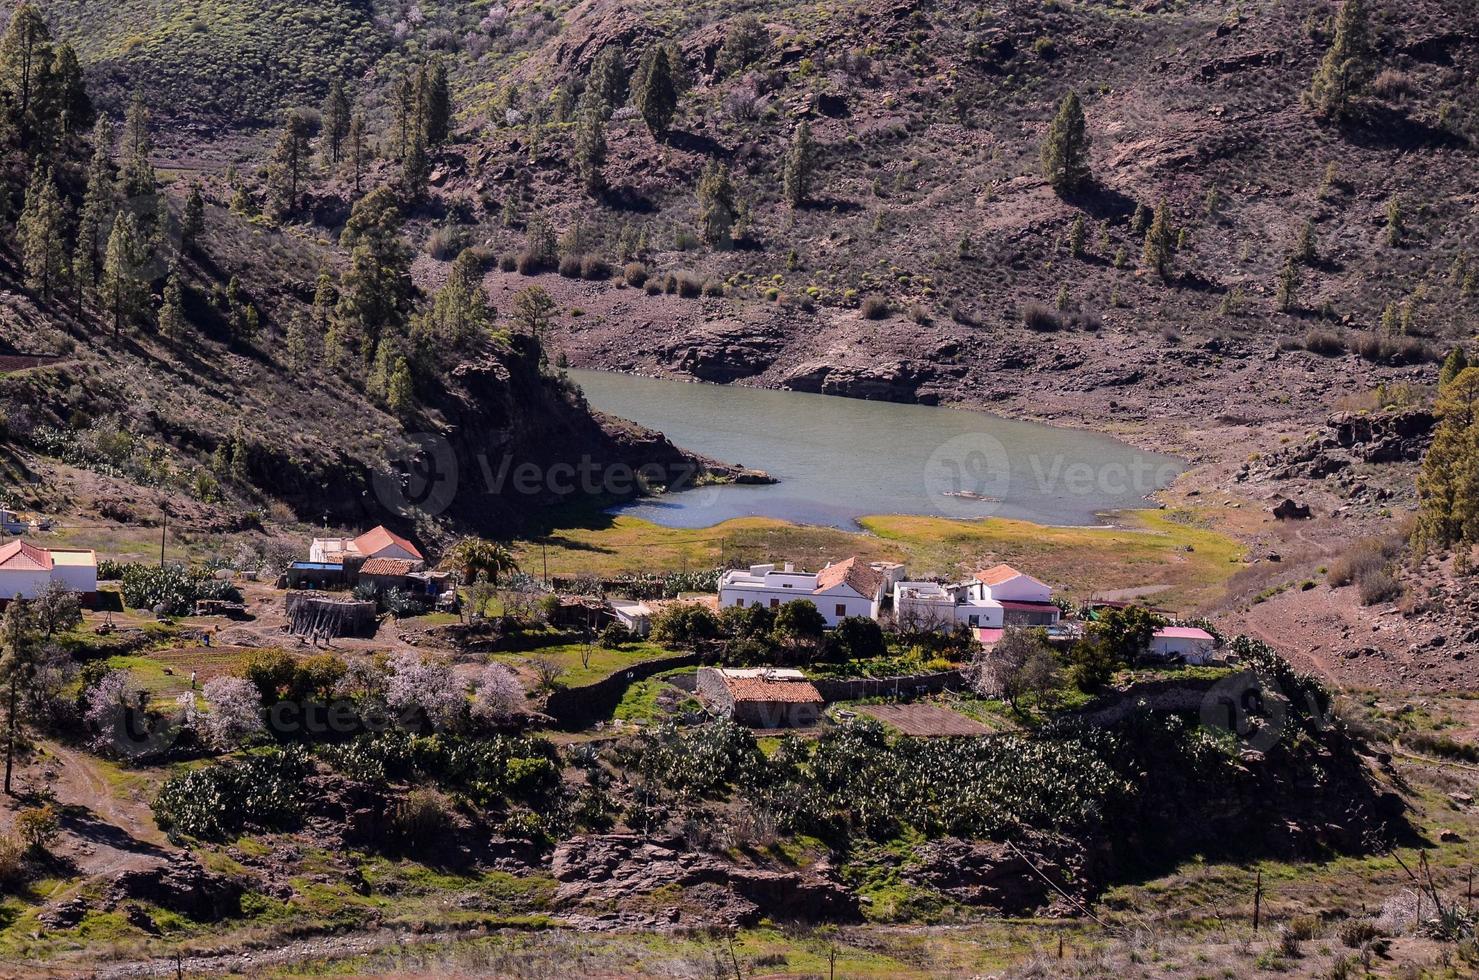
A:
1272 498 1312 520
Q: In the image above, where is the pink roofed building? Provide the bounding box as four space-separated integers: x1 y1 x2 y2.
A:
1149 626 1217 664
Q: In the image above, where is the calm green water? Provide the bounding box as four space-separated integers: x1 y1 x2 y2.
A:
571 370 1185 530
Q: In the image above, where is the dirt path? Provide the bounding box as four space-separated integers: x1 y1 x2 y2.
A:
20 743 175 888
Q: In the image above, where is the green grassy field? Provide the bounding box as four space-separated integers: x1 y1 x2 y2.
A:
514 506 1245 613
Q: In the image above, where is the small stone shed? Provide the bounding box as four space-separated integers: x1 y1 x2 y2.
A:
696 667 824 728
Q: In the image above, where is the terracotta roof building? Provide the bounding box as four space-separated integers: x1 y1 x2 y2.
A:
0 540 97 604
696 667 824 728
718 556 887 626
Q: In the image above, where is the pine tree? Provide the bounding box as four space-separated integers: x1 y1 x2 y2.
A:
51 42 92 138
158 269 186 339
425 248 494 347
1293 219 1318 265
120 92 156 197
1130 202 1149 235
1440 347 1469 390
1414 367 1479 553
510 285 557 340
782 119 815 209
18 163 65 301
587 47 627 118
285 310 316 373
392 72 416 161
715 15 770 77
1140 200 1175 280
346 113 368 192
311 270 335 334
386 357 415 416
1308 0 1373 121
73 117 116 293
181 184 205 251
1386 196 1404 247
1067 214 1087 258
419 58 451 147
267 109 313 218
0 3 56 150
101 212 147 340
1276 257 1301 313
697 160 738 247
1040 91 1092 195
635 45 678 138
335 187 413 357
573 107 607 197
320 78 351 166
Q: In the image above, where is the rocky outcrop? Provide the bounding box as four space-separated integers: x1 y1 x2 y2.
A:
781 358 936 403
907 833 1099 916
667 322 782 382
1244 409 1437 485
550 834 859 928
104 856 243 922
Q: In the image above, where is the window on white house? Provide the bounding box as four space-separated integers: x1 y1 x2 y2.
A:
835 604 847 618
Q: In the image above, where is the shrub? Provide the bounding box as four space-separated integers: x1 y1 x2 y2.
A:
1350 332 1433 365
1327 536 1403 587
860 295 890 319
1304 330 1345 355
623 262 648 287
675 272 703 298
15 805 59 852
600 622 633 648
498 253 517 272
515 251 542 275
580 255 610 280
0 835 25 886
389 788 456 849
558 254 583 278
426 225 468 260
1358 568 1403 606
644 280 662 295
702 279 725 298
1022 302 1062 332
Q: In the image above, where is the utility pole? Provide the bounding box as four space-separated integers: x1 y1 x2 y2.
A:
1252 870 1263 933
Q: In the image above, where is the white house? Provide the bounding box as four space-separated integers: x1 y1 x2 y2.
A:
309 525 424 567
718 557 886 627
0 540 98 604
610 599 654 637
1149 626 1217 664
894 563 1061 631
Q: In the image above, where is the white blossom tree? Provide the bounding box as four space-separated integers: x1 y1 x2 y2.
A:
196 676 264 750
470 662 524 725
385 652 466 730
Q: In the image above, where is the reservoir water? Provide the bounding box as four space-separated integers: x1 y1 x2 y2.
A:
571 370 1185 530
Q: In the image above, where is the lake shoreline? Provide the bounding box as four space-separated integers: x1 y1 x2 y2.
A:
571 368 1186 531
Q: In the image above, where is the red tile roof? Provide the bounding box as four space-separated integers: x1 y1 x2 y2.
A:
0 540 52 572
722 676 824 704
359 557 416 577
814 556 884 598
352 526 423 560
975 564 1024 586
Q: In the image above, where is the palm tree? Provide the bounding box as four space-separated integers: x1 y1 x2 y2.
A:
446 538 519 586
